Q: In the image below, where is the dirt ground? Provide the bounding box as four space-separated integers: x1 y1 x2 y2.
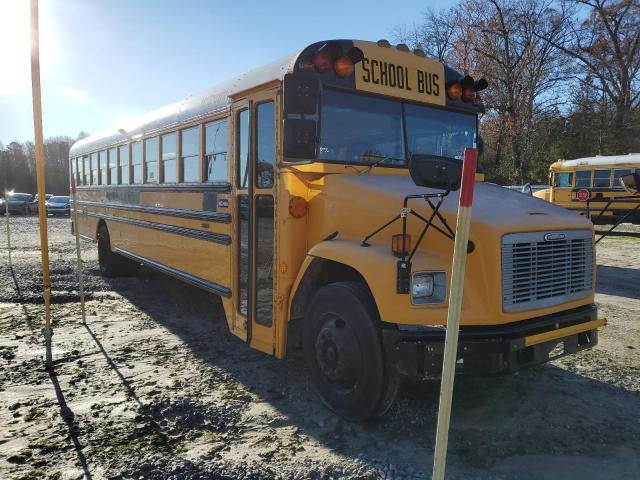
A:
0 216 638 480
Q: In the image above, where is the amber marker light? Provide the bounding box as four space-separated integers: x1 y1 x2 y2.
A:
392 234 411 257
334 55 354 77
289 196 308 218
446 83 462 101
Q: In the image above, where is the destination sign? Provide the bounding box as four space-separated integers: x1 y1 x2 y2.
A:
353 40 446 106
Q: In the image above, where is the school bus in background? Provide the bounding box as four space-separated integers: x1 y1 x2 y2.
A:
534 154 640 224
69 39 604 420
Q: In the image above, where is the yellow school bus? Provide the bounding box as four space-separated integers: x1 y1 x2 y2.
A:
534 154 640 224
70 39 604 420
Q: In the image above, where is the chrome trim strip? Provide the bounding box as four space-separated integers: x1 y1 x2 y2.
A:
75 182 231 193
87 212 231 245
115 247 231 298
76 200 231 224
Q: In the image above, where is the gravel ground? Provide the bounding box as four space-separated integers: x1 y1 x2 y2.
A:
0 216 639 480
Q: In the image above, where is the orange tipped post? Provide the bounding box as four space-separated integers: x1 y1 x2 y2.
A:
30 0 53 368
432 147 478 480
71 178 86 323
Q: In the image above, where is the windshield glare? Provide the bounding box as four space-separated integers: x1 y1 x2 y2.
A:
318 89 476 166
50 196 69 203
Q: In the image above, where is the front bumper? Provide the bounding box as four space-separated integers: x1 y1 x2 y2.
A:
382 305 604 379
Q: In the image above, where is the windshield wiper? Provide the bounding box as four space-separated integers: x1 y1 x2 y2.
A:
355 153 404 175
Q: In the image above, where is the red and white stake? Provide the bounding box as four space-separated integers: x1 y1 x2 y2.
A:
432 147 478 480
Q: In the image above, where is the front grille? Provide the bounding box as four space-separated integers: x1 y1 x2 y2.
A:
502 230 593 312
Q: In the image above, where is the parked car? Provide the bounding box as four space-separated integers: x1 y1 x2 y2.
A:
45 196 71 216
1 193 36 215
31 194 54 213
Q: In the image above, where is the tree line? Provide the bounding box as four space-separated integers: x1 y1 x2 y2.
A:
2 0 638 190
0 136 79 196
392 0 640 184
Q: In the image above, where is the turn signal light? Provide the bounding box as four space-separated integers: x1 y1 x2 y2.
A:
289 196 308 218
392 234 411 257
446 83 462 101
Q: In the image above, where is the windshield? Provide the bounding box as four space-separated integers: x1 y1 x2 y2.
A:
9 194 31 201
50 196 69 203
318 89 477 166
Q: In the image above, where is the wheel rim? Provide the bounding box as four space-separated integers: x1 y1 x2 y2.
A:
315 314 363 394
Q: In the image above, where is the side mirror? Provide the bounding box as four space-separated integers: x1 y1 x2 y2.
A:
283 72 320 115
283 119 317 159
620 172 640 194
408 154 462 191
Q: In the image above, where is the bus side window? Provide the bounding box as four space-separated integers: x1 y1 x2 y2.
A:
613 169 632 189
99 150 108 185
205 119 228 182
256 102 275 189
575 170 592 188
119 144 130 184
237 109 249 189
91 152 99 185
132 141 143 184
181 127 200 182
593 169 611 188
145 137 159 183
554 172 573 187
161 132 177 183
83 155 90 185
108 148 117 185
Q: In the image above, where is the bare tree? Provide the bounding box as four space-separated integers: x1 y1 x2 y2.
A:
540 0 640 152
390 8 458 61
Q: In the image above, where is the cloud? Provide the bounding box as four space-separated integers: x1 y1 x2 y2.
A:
57 85 90 104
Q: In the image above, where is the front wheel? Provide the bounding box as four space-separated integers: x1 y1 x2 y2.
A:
303 281 398 421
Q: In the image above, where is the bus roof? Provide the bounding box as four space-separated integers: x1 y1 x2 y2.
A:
551 153 640 169
69 52 300 157
69 39 471 158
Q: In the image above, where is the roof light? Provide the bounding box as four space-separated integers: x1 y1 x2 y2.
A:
396 43 410 52
334 55 354 77
413 48 426 57
377 39 391 48
446 83 462 101
312 50 333 73
462 88 475 103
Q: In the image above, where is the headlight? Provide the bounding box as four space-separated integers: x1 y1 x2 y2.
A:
411 271 447 305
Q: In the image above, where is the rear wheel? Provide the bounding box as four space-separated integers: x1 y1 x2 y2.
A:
97 224 139 277
97 224 120 277
303 281 399 421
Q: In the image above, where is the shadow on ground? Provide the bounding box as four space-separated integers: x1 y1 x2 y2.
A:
95 266 640 473
596 264 640 300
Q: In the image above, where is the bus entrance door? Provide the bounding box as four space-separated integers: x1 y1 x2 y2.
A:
232 91 278 355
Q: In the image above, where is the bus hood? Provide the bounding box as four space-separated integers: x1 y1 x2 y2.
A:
317 174 593 238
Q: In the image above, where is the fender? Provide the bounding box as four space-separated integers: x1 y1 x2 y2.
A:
288 238 454 326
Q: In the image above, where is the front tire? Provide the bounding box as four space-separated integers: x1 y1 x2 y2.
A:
303 281 398 421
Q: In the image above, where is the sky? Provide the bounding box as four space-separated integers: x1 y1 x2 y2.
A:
0 0 457 145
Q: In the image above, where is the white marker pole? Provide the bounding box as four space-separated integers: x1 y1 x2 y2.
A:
4 192 12 269
432 147 478 480
71 178 86 323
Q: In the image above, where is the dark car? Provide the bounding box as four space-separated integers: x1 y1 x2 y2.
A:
45 196 71 216
1 193 35 215
31 194 54 213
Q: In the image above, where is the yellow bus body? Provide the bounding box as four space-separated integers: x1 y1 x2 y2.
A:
534 154 640 224
69 40 603 419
